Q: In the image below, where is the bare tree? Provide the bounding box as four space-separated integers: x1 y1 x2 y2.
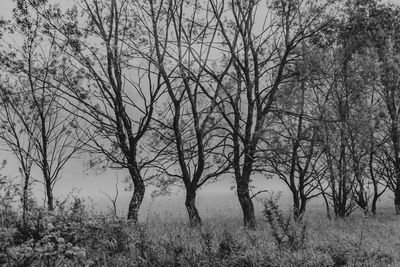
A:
143 0 232 227
0 2 83 211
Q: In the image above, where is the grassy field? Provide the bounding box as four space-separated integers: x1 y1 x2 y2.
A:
2 193 400 266
128 207 399 266
1 178 399 266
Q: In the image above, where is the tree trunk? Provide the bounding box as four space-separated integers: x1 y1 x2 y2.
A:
45 179 54 211
127 177 145 223
371 194 378 216
299 199 306 219
292 190 301 221
323 195 331 220
394 188 400 215
336 206 344 218
335 200 348 218
185 187 202 227
370 149 378 216
294 194 307 221
42 158 54 211
355 190 368 213
22 174 29 227
237 181 256 229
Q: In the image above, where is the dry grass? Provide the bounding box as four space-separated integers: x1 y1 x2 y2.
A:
2 197 400 266
103 206 399 266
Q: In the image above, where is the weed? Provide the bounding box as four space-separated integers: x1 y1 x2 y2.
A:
218 229 241 260
263 194 307 251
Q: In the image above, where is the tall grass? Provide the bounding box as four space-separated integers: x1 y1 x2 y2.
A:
0 196 399 266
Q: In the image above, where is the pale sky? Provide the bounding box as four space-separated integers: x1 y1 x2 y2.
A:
0 1 12 18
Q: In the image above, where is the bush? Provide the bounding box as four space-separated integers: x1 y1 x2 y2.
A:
4 197 91 266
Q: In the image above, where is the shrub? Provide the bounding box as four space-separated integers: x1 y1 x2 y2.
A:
4 197 91 266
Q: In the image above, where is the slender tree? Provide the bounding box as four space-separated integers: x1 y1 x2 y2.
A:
143 0 232 227
0 1 83 211
0 78 35 225
264 43 328 220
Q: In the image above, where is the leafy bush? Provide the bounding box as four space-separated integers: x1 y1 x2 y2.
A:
3 197 91 266
7 230 87 266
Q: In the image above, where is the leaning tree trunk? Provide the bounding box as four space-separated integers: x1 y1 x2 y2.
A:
237 179 256 229
127 169 145 223
185 186 202 227
371 178 385 216
127 181 145 223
